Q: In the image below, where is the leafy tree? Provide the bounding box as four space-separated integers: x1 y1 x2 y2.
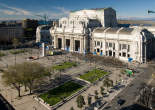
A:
95 90 98 96
87 95 92 106
70 107 74 110
12 38 19 49
76 95 85 108
103 78 113 90
94 90 99 100
100 86 105 96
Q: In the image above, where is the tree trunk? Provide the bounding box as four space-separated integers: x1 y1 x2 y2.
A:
24 84 27 91
29 83 33 94
29 87 32 94
12 83 21 97
17 89 21 97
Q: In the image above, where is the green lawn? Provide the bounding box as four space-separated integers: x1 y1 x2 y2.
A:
39 81 83 106
0 52 6 57
10 49 27 54
79 69 108 83
52 62 77 70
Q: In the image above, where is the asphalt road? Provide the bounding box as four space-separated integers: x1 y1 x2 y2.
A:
103 65 153 110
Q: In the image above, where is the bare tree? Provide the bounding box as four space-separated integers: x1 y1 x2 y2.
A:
2 65 22 97
138 84 152 108
2 62 51 97
21 62 50 94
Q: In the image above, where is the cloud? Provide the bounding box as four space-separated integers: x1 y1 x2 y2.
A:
0 3 70 20
37 7 70 19
0 3 32 16
117 15 155 20
0 10 15 15
54 7 70 15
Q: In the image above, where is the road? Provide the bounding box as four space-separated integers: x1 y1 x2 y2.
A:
103 64 153 110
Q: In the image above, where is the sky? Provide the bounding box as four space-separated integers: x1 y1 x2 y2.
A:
0 0 155 20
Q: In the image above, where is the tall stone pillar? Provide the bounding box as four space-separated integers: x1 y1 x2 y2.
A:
62 36 65 50
115 41 119 58
80 37 84 53
54 36 57 49
70 37 74 52
83 37 86 52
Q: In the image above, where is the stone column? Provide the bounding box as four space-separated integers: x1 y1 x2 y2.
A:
80 37 84 53
62 36 65 50
70 37 74 52
84 36 86 52
115 41 119 58
54 36 57 49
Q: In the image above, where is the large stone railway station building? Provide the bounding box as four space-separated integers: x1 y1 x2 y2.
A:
36 7 155 63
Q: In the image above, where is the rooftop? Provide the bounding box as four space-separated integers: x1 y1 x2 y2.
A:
106 27 120 34
119 28 134 35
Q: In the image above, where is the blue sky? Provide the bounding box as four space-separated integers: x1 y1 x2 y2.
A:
0 0 155 20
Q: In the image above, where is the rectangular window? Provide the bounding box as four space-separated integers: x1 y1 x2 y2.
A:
106 51 108 56
95 41 96 46
122 44 127 49
109 43 112 47
119 44 121 50
101 42 103 48
97 41 100 46
123 52 126 57
128 45 130 52
63 21 66 24
119 53 121 56
113 43 115 50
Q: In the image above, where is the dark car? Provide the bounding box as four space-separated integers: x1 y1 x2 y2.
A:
117 99 125 106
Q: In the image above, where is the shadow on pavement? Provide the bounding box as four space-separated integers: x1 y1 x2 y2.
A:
120 104 151 110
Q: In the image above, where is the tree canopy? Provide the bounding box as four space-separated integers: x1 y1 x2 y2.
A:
2 62 51 97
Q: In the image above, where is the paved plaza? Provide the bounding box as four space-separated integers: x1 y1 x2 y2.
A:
0 48 154 110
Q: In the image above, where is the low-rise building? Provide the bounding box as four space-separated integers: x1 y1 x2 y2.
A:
91 27 155 63
0 26 24 43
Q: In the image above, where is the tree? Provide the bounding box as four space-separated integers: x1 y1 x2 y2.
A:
12 38 19 49
103 78 113 90
70 107 74 110
2 65 23 97
2 62 50 97
87 95 92 106
21 62 50 94
76 95 85 108
138 84 152 107
94 90 99 100
100 86 105 96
